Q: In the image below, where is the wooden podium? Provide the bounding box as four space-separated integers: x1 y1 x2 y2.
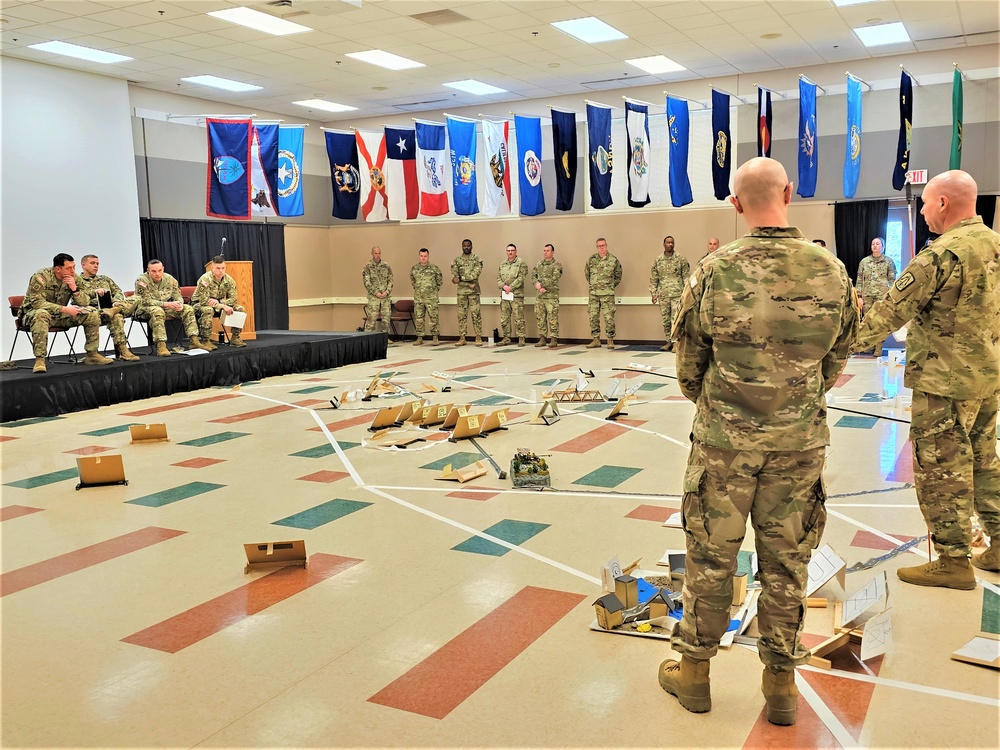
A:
205 260 256 341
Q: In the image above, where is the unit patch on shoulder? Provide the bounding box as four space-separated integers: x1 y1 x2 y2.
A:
689 274 698 289
895 272 915 291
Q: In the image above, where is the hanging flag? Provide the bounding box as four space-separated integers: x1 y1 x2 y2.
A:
206 118 252 220
481 118 511 217
551 109 577 211
414 121 449 216
892 71 913 191
666 96 693 208
711 90 731 201
950 68 963 169
324 130 360 220
384 126 419 221
249 123 279 217
624 100 650 208
277 126 304 217
514 115 545 216
447 117 479 216
356 130 388 222
586 103 613 210
757 88 772 158
843 76 862 199
797 79 818 198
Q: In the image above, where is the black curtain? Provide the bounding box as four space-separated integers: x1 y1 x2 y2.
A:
834 199 889 283
139 218 289 330
915 194 996 252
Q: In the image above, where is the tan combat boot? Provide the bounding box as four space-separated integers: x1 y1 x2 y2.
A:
661 342 673 352
475 335 483 347
586 338 600 349
534 338 546 348
897 555 976 590
431 335 440 346
456 336 467 347
414 337 424 346
118 345 140 362
607 338 615 350
658 656 711 713
548 338 558 348
33 357 47 373
84 351 113 365
229 334 245 348
200 336 218 351
972 544 1000 572
518 337 526 347
499 337 511 346
762 667 798 725
156 341 171 357
189 336 213 351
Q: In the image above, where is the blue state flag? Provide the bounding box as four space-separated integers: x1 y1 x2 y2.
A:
586 103 613 210
892 71 913 191
278 126 304 216
797 79 818 198
207 118 252 220
666 97 693 208
550 109 577 211
514 115 545 216
447 117 479 216
324 130 360 220
711 90 731 200
844 77 862 198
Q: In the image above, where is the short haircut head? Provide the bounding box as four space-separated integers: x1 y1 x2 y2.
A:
419 248 429 254
506 243 517 251
211 255 225 264
53 253 74 267
732 157 789 213
147 259 163 269
663 236 673 242
544 243 555 252
81 254 98 263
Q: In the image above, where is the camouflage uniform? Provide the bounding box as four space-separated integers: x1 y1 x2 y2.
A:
362 260 393 334
451 253 483 336
134 271 198 342
410 262 443 336
532 258 563 339
671 227 857 669
855 217 1000 558
856 254 897 356
497 257 528 339
78 272 137 349
191 271 245 340
584 252 623 338
650 252 691 344
19 267 103 356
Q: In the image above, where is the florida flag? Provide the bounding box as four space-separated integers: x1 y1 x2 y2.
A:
384 126 418 221
482 118 511 217
355 130 388 222
415 121 449 216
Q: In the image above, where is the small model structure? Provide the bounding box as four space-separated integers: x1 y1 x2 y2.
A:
615 574 638 608
647 588 679 619
510 448 551 488
435 461 488 483
129 423 169 443
594 593 625 630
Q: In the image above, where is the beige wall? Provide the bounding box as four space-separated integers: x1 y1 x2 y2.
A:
287 200 837 341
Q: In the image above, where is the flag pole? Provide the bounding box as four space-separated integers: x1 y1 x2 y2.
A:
622 95 660 110
753 83 788 100
845 72 873 92
899 65 921 86
953 62 968 80
547 104 579 114
167 113 256 120
708 84 747 105
663 92 708 109
798 75 828 95
583 99 617 109
319 126 356 134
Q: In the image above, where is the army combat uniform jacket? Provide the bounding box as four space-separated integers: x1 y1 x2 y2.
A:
497 258 528 297
191 272 239 309
532 259 563 298
410 263 443 301
362 262 393 298
856 254 896 300
584 253 622 295
649 253 690 298
451 254 484 293
135 272 184 307
21 267 90 320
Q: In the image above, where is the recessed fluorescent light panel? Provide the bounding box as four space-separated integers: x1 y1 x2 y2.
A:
207 7 312 36
442 80 507 96
551 17 627 44
853 21 910 47
181 75 262 92
292 99 358 112
625 55 686 75
345 50 424 70
27 41 132 64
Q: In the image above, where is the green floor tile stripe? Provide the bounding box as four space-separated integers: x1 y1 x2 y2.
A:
559 350 588 356
452 519 550 556
982 587 1000 635
81 423 141 436
290 442 360 458
4 468 79 490
573 465 643 488
290 385 335 394
454 375 487 382
835 415 879 430
472 395 509 406
1 416 66 428
127 482 226 508
638 383 666 392
420 452 482 472
273 498 373 530
179 431 250 447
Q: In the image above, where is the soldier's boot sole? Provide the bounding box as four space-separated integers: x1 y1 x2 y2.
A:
972 545 1000 572
33 357 47 373
518 338 526 347
658 657 711 713
499 338 511 346
155 342 171 357
189 337 213 352
475 336 483 347
762 668 798 726
897 556 977 590
586 339 601 349
431 337 440 346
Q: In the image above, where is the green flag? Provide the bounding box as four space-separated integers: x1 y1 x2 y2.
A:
950 68 963 169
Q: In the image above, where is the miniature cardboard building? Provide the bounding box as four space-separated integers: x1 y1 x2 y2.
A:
530 399 561 426
435 461 488 483
732 572 748 606
615 574 638 609
369 405 405 431
647 588 678 619
243 539 307 574
129 423 168 443
396 399 426 424
441 405 470 430
449 413 483 442
420 403 453 428
594 593 625 630
479 407 509 435
368 428 425 448
606 396 630 421
75 454 128 490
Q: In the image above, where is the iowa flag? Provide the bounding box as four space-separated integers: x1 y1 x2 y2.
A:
356 130 388 222
415 120 449 216
207 118 252 220
385 126 418 221
447 116 479 216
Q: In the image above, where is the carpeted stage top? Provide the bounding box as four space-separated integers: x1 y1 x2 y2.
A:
0 331 387 422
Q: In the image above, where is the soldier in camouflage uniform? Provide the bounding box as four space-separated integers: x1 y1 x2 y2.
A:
410 248 443 346
497 243 528 347
19 253 114 373
451 238 484 346
855 170 1000 586
362 246 393 336
134 260 209 357
856 237 897 357
532 243 563 348
78 254 139 361
649 236 691 352
192 256 247 349
584 238 623 349
659 158 857 726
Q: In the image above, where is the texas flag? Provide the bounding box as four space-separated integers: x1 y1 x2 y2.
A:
384 126 418 221
355 129 388 222
414 120 449 216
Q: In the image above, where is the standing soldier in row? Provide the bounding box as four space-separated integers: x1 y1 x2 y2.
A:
856 237 897 357
362 246 393 337
192 256 247 348
650 236 690 352
452 238 484 347
497 243 528 346
134 259 209 357
411 248 443 346
533 243 563 348
585 237 623 350
78 254 139 361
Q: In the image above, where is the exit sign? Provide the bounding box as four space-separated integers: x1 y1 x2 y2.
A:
906 169 928 184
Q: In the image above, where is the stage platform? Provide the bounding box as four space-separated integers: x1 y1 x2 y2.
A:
0 330 386 422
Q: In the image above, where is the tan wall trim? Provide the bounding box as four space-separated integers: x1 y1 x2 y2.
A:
289 296 662 308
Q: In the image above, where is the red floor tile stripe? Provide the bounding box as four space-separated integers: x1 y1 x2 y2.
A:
528 364 574 374
172 457 226 469
0 436 19 442
850 530 917 551
742 697 839 750
64 445 114 455
309 412 375 432
122 394 239 417
550 419 646 454
210 399 324 424
368 585 585 719
834 373 855 388
451 360 500 372
0 527 186 597
0 505 44 522
887 440 913 482
121 553 362 653
380 358 430 368
625 504 679 522
446 487 501 501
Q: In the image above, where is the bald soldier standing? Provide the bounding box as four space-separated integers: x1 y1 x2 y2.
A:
854 170 1000 586
660 157 857 725
362 246 393 336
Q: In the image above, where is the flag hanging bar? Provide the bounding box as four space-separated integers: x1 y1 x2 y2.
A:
708 84 747 105
583 99 617 109
167 113 256 120
798 75 828 95
663 91 708 109
753 83 788 100
845 72 873 91
547 104 579 114
411 117 445 126
899 65 920 86
319 126 356 134
953 62 968 81
251 119 285 124
477 113 508 120
622 95 659 109
442 112 477 121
